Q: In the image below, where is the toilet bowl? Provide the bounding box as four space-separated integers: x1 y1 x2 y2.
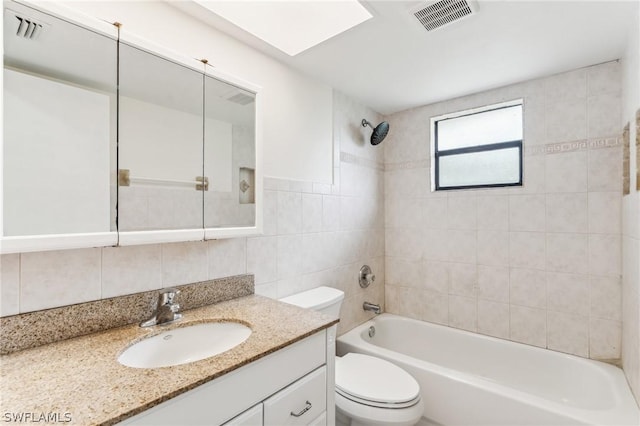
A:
335 353 424 426
280 287 424 426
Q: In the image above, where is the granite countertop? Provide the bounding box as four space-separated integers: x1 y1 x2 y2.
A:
0 295 338 425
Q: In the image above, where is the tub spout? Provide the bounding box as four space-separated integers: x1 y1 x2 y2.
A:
363 301 381 315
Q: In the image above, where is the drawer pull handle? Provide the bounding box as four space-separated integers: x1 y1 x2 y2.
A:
290 401 312 417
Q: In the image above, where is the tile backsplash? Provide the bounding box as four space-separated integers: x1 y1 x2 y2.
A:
383 61 623 361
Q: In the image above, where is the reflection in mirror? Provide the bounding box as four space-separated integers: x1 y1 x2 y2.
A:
118 43 204 231
3 1 117 236
203 74 256 228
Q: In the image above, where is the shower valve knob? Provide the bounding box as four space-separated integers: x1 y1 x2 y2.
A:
359 265 375 288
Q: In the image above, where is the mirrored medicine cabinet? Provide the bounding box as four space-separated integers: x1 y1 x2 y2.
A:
1 0 262 254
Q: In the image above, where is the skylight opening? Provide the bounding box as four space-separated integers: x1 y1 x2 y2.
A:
195 0 372 56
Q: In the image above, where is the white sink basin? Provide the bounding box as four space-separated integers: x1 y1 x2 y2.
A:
118 322 252 368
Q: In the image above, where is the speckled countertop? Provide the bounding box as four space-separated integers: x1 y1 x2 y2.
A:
0 295 338 426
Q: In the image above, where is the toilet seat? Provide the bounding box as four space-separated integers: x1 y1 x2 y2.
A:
335 353 421 409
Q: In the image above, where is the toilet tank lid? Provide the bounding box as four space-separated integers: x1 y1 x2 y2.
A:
279 286 344 310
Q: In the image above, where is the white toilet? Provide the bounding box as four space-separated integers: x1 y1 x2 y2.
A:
280 287 424 426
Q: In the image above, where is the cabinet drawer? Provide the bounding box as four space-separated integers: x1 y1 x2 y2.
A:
308 412 326 426
223 404 263 426
264 367 326 426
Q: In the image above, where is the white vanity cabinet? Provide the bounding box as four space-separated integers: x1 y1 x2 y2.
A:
119 331 331 426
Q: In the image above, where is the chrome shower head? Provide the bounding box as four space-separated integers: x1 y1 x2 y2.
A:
362 119 390 145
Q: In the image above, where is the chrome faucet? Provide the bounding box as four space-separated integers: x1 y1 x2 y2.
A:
141 288 183 327
363 301 381 315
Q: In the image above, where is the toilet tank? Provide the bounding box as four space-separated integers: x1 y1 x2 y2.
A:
279 286 345 319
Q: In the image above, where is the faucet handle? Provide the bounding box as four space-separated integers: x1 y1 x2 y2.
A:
158 287 180 305
359 265 375 288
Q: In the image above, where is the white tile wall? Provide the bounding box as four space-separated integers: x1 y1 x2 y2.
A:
208 238 247 280
545 151 588 193
276 191 302 235
161 242 208 287
384 62 624 360
510 305 547 348
547 272 590 316
509 195 546 232
510 268 547 309
477 265 509 303
0 254 20 316
477 231 509 266
588 191 622 234
20 248 102 312
547 310 589 357
478 300 510 339
546 193 588 233
546 233 588 274
102 245 162 298
302 193 323 234
588 147 623 192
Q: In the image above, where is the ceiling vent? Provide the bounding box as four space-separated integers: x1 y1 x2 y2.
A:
226 92 254 106
8 9 47 41
411 0 479 32
15 15 44 40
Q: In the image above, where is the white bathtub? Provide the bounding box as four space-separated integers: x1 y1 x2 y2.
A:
337 314 639 426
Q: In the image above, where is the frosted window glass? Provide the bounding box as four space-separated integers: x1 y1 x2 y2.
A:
439 148 520 188
438 105 522 150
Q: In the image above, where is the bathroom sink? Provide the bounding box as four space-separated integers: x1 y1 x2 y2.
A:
118 322 252 368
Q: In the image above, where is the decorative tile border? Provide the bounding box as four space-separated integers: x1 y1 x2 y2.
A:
526 136 622 156
340 152 384 171
0 275 254 354
384 159 430 171
636 109 640 191
623 123 630 195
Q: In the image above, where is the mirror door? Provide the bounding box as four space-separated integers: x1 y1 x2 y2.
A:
3 1 117 240
203 73 257 229
117 42 204 235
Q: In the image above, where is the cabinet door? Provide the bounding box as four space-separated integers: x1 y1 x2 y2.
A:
223 403 263 426
2 0 118 253
117 39 204 235
263 366 326 426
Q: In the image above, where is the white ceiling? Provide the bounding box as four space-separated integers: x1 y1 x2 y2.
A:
174 1 637 115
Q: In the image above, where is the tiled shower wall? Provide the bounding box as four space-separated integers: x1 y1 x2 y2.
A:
621 4 640 404
384 62 623 360
0 91 385 335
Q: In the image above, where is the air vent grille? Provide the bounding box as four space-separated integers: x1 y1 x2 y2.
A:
15 15 43 40
413 0 478 32
227 92 255 106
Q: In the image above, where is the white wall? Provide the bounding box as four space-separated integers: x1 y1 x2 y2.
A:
621 0 640 405
61 0 334 184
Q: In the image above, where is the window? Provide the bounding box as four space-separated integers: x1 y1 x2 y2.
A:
431 100 523 190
